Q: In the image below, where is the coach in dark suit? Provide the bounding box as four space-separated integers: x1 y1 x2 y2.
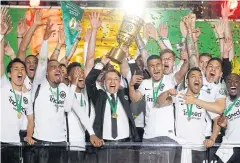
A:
85 56 140 163
86 55 139 142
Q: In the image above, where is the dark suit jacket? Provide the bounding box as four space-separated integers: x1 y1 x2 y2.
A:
86 68 140 142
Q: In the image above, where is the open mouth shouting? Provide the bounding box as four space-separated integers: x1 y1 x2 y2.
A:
17 74 24 82
152 71 161 79
229 87 237 94
54 71 62 82
193 81 201 89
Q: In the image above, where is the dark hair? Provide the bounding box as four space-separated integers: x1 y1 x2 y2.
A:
104 69 121 79
199 53 212 60
147 55 161 63
7 58 27 73
207 57 222 70
67 62 81 75
160 49 176 57
59 63 67 68
186 67 202 79
25 55 38 62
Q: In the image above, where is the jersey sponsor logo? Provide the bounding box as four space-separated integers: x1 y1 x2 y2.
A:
23 97 28 104
146 95 154 102
50 95 64 105
60 91 66 99
183 109 202 119
9 96 26 113
226 109 240 121
219 88 227 96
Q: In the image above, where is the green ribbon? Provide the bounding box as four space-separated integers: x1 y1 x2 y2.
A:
186 93 200 118
12 89 22 113
224 96 240 116
74 93 84 107
106 95 118 114
50 87 59 105
152 79 163 103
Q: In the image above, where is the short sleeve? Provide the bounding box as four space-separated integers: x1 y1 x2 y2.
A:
207 111 220 120
215 87 227 100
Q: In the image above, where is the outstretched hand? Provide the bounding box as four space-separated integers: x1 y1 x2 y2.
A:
43 19 55 40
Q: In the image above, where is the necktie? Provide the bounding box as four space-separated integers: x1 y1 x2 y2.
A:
110 94 118 139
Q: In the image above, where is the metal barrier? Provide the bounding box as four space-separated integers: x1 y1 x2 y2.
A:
1 142 240 163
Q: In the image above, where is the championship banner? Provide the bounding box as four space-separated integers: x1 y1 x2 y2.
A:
61 1 84 56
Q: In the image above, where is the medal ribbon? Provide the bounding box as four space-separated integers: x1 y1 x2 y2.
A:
50 87 59 105
106 95 118 114
186 93 200 118
74 93 84 107
152 79 163 103
12 89 22 113
224 96 240 116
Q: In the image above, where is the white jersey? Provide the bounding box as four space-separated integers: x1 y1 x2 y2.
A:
1 76 33 143
224 96 240 143
201 79 226 136
32 40 94 142
175 89 217 151
138 74 177 139
24 76 32 92
33 78 74 142
68 88 95 151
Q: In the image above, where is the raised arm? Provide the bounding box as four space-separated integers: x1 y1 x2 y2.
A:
135 33 150 70
174 48 189 84
85 56 110 105
85 12 102 77
215 19 226 58
221 1 236 61
17 18 28 49
31 20 55 98
0 7 11 77
50 26 65 60
0 39 4 77
17 10 42 61
147 23 168 50
222 37 233 82
84 28 91 66
129 72 143 103
183 14 198 68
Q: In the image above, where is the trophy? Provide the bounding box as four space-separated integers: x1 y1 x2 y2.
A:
109 14 144 64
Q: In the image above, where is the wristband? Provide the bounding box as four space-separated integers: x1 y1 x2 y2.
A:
17 36 23 38
218 37 224 40
76 37 81 41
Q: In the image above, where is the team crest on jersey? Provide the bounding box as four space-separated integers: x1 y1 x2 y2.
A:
236 100 240 107
196 105 202 109
124 95 129 101
60 91 66 99
160 84 165 91
23 97 28 104
219 88 227 95
207 88 211 94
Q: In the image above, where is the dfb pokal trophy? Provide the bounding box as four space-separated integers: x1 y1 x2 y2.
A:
109 14 144 64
